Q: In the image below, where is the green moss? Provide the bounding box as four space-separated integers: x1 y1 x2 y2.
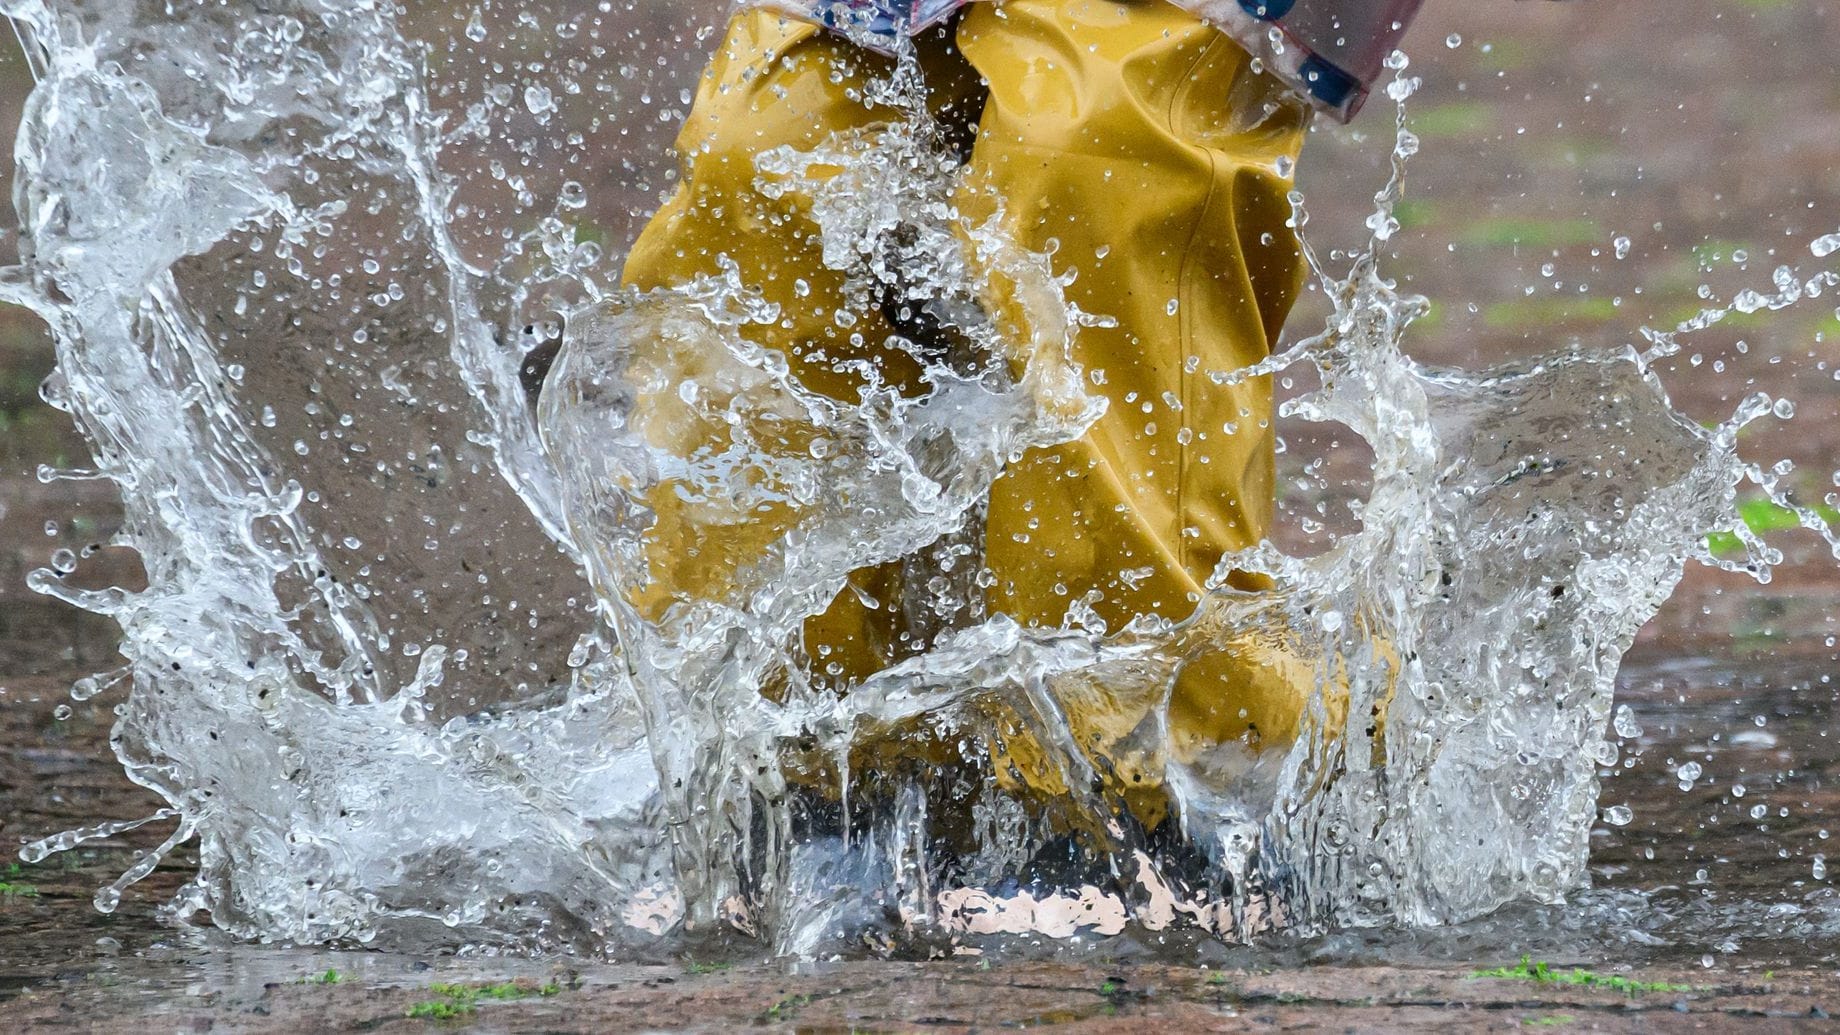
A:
0 866 39 898
407 979 560 1020
1472 956 1692 996
432 980 560 1002
763 992 814 1019
1459 217 1604 250
1473 39 1534 72
1482 295 1621 329
1391 198 1441 231
1537 137 1617 167
1810 311 1840 342
407 999 469 1020
1409 102 1494 138
1705 497 1840 556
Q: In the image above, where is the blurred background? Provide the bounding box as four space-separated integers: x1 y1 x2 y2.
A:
2 0 1834 676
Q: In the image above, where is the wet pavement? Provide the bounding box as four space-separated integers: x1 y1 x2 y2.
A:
6 641 1840 1030
3 0 1840 1029
7 951 1840 1032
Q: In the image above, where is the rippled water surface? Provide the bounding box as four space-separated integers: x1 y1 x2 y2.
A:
5 644 1840 977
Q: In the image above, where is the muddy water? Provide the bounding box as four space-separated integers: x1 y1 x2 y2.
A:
3 639 1838 975
4 642 1840 1030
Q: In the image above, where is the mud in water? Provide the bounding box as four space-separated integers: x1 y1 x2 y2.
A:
5 645 1840 1030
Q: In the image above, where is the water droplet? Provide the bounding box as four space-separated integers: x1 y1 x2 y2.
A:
53 704 73 721
1612 703 1642 739
1603 804 1633 826
1613 236 1631 260
464 7 487 42
1445 33 1462 48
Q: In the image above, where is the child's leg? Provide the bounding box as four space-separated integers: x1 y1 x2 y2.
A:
616 3 1316 824
619 11 981 683
955 0 1314 769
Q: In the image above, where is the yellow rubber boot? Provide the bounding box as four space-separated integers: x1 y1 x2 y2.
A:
615 2 1315 826
618 11 981 686
951 0 1312 816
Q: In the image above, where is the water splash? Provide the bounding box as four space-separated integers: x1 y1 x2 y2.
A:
2 2 1835 956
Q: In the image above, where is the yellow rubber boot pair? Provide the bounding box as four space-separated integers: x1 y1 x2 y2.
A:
618 0 1312 823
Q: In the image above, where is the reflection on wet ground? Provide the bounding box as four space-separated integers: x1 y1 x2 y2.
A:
5 476 1838 1027
4 639 1839 1025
